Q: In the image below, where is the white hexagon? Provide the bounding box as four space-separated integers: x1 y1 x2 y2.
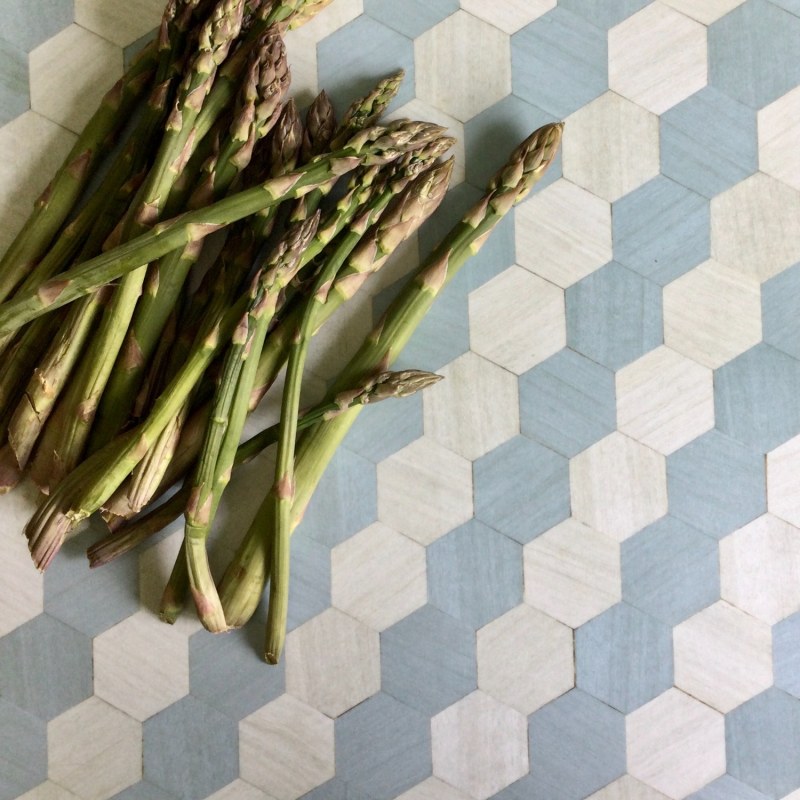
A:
663 259 762 369
477 604 573 714
285 608 380 717
332 521 427 631
609 2 707 115
768 434 800 527
377 437 474 545
93 610 189 721
240 694 334 800
432 691 528 799
760 84 800 192
616 346 714 455
469 266 565 375
562 91 659 203
524 518 621 628
48 697 142 799
515 178 612 289
75 0 166 47
627 689 725 798
720 513 800 624
570 432 668 542
673 600 772 713
415 11 511 122
424 351 519 461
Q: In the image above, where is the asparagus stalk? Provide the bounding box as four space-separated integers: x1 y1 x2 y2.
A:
300 90 336 162
219 123 563 630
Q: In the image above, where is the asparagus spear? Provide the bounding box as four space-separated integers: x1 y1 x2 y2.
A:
219 123 563 630
300 90 336 162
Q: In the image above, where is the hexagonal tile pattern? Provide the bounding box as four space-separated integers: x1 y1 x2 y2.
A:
774 611 800 698
460 0 556 33
74 0 165 47
432 691 528 799
394 778 472 800
0 39 29 128
557 0 652 28
767 433 800 527
627 689 725 798
331 521 427 631
759 85 800 192
570 432 668 542
674 600 772 713
364 0 458 39
240 694 334 800
586 776 670 800
662 0 746 24
0 699 46 800
763 261 800 361
205 781 275 800
688 775 771 800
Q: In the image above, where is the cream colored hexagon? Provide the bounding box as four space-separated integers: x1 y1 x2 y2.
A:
93 610 189 721
377 437 474 545
240 694 334 800
609 2 707 115
17 782 81 800
759 84 800 192
562 91 659 203
477 604 573 714
423 352 519 460
29 24 123 135
332 521 427 631
616 346 714 456
524 518 621 628
587 775 670 799
570 432 668 542
432 691 528 800
661 0 745 24
673 600 772 713
48 697 142 799
468 266 565 375
768 434 800 527
415 11 511 122
712 172 800 282
75 0 166 47
205 780 277 800
285 608 380 717
663 259 762 369
627 689 725 798
515 178 612 289
460 0 556 33
395 777 473 800
720 513 800 624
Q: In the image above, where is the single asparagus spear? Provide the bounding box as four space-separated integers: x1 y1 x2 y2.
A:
220 124 563 630
300 90 336 162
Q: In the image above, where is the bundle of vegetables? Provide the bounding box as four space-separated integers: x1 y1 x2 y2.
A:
0 0 562 663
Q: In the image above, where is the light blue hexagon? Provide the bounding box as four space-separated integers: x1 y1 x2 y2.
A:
363 0 458 39
0 700 46 800
762 262 800 361
687 775 771 800
774 612 800 699
2 0 73 53
557 0 653 29
0 38 29 126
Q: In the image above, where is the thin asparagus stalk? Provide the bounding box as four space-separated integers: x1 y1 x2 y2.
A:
219 123 563 630
287 0 334 28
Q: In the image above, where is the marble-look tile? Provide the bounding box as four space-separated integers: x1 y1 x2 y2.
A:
112 780 180 800
205 781 276 800
667 429 766 539
759 85 800 191
763 262 800 360
381 605 477 716
2 0 73 53
285 608 380 717
460 0 556 33
48 697 142 800
587 776 670 800
469 266 565 374
377 437 473 546
662 0 745 24
74 0 165 47
336 693 431 800
528 689 626 800
432 691 528 800
673 600 772 713
609 2 707 115
576 602 673 713
566 262 663 372
423 351 518 461
726 688 800 798
627 689 726 798
364 0 458 38
661 87 758 199
0 614 92 721
16 782 81 800
93 611 189 721
0 700 46 800
663 259 762 369
687 775 771 800
240 694 335 800
331 522 427 631
711 172 800 281
515 178 612 289
0 38 29 127
474 436 570 544
394 777 472 800
511 7 607 119
477 604 573 714
767 434 800 528
143 695 238 800
774 611 800 698
720 513 800 624
427 520 523 629
29 24 123 134
616 346 714 455
570 432 668 542
557 0 652 28
622 516 719 626
524 518 622 628
561 91 659 203
709 0 800 109
414 11 510 122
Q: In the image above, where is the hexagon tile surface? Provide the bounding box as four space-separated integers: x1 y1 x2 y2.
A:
4 1 800 798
